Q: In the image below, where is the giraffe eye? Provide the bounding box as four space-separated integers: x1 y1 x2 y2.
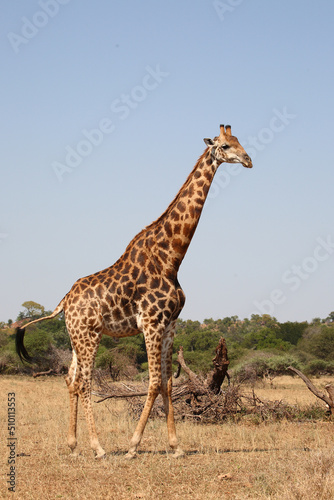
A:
222 144 230 150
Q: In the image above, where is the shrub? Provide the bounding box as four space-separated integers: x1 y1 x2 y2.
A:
233 356 270 382
242 328 292 351
95 347 138 379
172 350 213 375
95 347 112 368
304 359 334 376
0 331 9 348
266 354 302 375
233 353 302 382
298 325 334 360
0 350 20 374
51 329 71 350
24 329 52 356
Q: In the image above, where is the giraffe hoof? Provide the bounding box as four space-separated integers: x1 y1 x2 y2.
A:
172 448 185 459
124 451 137 460
95 450 106 460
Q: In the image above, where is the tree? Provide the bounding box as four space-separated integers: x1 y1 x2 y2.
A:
326 312 334 323
278 321 308 345
242 327 291 351
299 325 334 361
19 301 45 320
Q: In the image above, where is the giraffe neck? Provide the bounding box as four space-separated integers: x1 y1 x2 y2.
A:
143 148 219 275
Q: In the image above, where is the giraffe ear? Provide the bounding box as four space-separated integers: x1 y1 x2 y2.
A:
204 138 214 146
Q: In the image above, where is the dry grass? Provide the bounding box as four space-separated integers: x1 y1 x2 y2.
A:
1 375 334 499
255 374 334 405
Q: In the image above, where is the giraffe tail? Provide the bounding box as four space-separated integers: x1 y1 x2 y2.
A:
15 299 65 363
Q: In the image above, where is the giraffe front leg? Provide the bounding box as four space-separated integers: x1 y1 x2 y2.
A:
125 328 162 459
125 385 160 459
161 378 184 458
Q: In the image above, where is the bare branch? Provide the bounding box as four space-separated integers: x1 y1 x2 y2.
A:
92 390 149 403
288 366 334 411
33 369 54 378
176 346 200 384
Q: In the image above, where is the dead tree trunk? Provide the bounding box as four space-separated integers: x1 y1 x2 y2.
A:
288 366 334 415
94 337 230 405
173 338 230 396
205 337 230 394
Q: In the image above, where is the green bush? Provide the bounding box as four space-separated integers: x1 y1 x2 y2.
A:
233 352 302 380
233 356 270 380
118 335 146 364
172 350 213 375
51 329 71 350
24 329 52 356
173 330 220 354
0 350 20 374
304 359 334 376
227 342 247 363
95 346 139 379
266 354 302 375
0 331 9 348
242 327 292 351
141 361 149 372
95 347 114 369
298 325 334 360
100 336 119 349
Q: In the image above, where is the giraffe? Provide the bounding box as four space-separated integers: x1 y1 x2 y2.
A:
16 124 252 459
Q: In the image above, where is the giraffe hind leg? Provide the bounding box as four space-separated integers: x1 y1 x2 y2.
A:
66 337 106 459
65 349 79 455
161 324 184 458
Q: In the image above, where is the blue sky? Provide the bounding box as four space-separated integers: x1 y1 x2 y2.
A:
1 0 334 323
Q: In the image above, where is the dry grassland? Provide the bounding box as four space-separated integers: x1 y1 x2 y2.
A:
1 375 334 499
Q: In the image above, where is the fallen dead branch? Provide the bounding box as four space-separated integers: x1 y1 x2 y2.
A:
93 338 312 423
33 368 55 378
92 342 332 423
288 366 334 414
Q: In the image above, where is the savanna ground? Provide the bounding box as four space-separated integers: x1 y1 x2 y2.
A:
1 375 334 499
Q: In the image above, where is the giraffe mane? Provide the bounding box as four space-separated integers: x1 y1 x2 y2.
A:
142 148 209 232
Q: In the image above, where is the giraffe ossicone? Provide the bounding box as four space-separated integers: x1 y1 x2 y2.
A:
16 124 252 458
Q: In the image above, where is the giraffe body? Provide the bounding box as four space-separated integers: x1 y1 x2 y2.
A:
16 125 252 458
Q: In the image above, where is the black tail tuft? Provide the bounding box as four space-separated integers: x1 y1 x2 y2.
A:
15 327 32 363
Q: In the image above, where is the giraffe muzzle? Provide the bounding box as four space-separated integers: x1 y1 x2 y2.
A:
242 155 253 168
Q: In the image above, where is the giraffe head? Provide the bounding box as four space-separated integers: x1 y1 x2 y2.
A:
204 124 253 168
